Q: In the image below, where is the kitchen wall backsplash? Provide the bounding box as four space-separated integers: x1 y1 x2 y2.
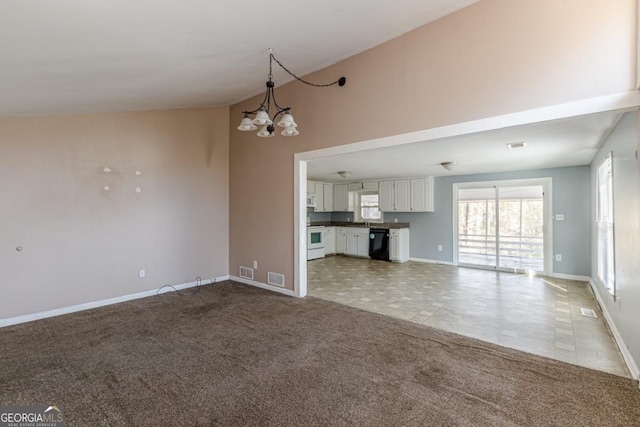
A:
307 210 331 223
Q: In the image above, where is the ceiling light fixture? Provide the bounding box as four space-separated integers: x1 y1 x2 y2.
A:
440 162 458 171
507 141 527 149
337 171 351 179
237 49 346 138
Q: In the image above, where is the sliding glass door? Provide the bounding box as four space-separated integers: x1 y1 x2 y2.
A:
455 179 548 274
457 187 497 268
497 185 544 271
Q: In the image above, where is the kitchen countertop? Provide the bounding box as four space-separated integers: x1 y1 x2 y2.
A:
309 221 410 229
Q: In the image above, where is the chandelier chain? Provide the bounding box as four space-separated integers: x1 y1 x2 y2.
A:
270 53 343 87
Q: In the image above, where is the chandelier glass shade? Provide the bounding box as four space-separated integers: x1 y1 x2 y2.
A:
237 50 346 137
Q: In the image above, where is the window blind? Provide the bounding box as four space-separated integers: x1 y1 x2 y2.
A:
596 153 615 295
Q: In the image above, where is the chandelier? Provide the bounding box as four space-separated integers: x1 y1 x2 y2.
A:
237 49 346 137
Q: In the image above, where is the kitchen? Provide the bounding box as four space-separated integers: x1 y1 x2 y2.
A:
306 176 433 263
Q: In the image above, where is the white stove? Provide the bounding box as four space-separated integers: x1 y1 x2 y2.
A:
307 226 325 260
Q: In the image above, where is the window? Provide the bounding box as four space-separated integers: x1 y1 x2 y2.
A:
359 193 382 222
596 153 615 296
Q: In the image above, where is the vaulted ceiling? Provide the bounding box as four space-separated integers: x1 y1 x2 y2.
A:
0 0 476 117
3 1 628 177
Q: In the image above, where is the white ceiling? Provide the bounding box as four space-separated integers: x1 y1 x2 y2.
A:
0 0 476 118
4 1 624 178
306 111 624 182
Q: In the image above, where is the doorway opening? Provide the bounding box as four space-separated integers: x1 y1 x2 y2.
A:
454 178 551 274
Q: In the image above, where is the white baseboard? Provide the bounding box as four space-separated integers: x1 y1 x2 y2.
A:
589 280 640 383
409 257 455 266
230 276 295 297
0 275 230 329
549 272 591 281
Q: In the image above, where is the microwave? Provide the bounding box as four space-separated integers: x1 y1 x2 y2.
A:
306 193 316 207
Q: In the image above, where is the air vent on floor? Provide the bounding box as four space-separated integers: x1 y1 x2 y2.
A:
580 308 598 318
239 266 254 280
267 272 285 288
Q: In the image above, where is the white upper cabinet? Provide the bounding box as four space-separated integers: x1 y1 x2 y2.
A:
410 177 434 212
323 183 333 212
378 177 434 212
333 184 348 211
312 182 334 212
309 177 433 212
362 181 379 190
314 183 324 211
394 179 410 211
307 180 316 194
379 180 394 211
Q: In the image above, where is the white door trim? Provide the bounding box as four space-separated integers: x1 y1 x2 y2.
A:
294 160 308 297
292 91 640 298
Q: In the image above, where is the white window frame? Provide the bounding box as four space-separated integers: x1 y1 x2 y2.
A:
596 152 615 297
356 191 383 223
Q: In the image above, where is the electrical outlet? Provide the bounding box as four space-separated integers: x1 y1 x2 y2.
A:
139 269 146 278
555 214 565 221
253 260 258 269
437 245 443 252
555 254 562 262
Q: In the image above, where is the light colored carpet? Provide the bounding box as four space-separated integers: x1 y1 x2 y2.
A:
1 281 639 426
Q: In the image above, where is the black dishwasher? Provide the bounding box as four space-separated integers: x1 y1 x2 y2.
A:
369 228 390 260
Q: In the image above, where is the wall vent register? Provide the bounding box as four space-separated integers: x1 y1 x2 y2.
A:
239 266 254 280
267 272 286 288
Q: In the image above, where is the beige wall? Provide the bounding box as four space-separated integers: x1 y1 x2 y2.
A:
229 0 637 290
0 108 229 319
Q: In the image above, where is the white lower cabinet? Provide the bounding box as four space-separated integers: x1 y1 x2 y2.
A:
346 232 357 255
336 227 347 254
389 228 410 263
334 226 409 261
323 227 336 255
345 227 370 257
356 228 369 257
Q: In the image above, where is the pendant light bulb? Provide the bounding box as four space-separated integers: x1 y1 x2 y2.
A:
253 108 272 126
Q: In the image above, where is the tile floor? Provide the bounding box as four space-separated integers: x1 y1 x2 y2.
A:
308 256 629 378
